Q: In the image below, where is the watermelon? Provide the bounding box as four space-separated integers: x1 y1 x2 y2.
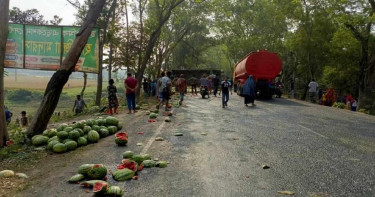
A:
31 135 49 146
131 155 145 165
78 164 95 176
53 143 67 153
138 162 144 171
105 116 119 126
97 118 106 126
143 160 156 167
92 119 98 125
149 113 158 119
107 126 118 135
117 122 123 131
106 186 124 197
88 164 108 180
93 181 108 194
115 132 128 146
122 151 134 159
99 128 109 138
68 174 85 183
142 154 152 160
68 130 80 140
76 128 84 136
57 131 69 139
153 109 159 113
87 130 100 143
63 139 74 144
92 125 101 132
117 159 138 172
65 141 78 151
112 168 135 181
77 137 88 146
43 129 57 138
86 119 94 127
47 140 60 151
63 127 74 133
83 126 92 134
57 123 68 131
48 136 60 143
81 180 108 188
156 161 167 168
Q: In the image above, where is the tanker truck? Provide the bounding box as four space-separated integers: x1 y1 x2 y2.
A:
234 50 282 99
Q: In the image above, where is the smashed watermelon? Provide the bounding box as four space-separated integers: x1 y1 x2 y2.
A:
93 181 108 194
115 132 128 146
117 159 138 172
88 164 108 180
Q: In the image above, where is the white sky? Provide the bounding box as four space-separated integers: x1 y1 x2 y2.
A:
10 0 83 25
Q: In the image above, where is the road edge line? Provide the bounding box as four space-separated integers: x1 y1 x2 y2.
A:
140 121 166 155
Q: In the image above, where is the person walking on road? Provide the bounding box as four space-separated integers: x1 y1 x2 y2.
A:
221 77 231 108
213 73 220 97
161 71 172 111
177 74 187 105
156 72 165 106
188 75 198 95
308 79 319 103
243 75 256 107
107 79 118 115
124 73 138 114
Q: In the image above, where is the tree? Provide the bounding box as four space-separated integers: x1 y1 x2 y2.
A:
0 0 10 147
27 0 107 137
135 0 185 95
9 7 62 25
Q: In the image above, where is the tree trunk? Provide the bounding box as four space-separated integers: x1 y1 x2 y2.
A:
108 42 113 80
125 0 130 72
95 39 104 106
27 0 107 137
95 0 117 106
80 72 88 98
0 0 10 147
358 52 375 114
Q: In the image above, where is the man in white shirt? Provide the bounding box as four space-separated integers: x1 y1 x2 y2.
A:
308 79 318 103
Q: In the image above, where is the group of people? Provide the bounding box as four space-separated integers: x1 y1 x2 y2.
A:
4 107 29 127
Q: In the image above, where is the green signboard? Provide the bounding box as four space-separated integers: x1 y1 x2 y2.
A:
5 24 99 73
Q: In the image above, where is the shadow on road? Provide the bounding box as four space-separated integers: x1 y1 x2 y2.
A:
257 98 310 107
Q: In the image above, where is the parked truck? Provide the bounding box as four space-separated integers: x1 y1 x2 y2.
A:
234 50 282 99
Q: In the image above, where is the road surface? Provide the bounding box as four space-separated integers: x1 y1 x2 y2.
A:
21 94 375 197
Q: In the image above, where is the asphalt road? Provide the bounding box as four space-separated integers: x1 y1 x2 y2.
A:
20 94 375 197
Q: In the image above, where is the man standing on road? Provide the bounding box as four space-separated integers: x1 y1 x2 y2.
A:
188 75 198 95
308 79 318 103
221 77 231 108
160 71 172 111
124 73 138 114
177 74 187 105
213 73 220 97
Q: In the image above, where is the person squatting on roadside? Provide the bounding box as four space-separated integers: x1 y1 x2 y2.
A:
73 95 87 114
243 75 256 107
176 74 187 105
107 79 118 115
308 79 319 103
5 106 12 125
221 77 231 108
124 72 138 114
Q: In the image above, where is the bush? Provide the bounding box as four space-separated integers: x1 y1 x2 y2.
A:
332 102 346 109
5 89 43 103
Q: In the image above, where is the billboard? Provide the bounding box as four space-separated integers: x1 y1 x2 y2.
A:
5 24 99 73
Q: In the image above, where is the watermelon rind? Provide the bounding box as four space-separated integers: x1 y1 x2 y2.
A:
68 174 85 183
88 164 108 180
112 168 135 181
78 164 95 176
122 151 134 159
106 186 124 196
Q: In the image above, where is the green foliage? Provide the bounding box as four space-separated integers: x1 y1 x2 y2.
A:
5 89 43 103
332 102 346 109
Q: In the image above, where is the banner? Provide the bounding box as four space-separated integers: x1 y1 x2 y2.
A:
5 24 99 73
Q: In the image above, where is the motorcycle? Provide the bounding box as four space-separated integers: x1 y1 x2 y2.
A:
200 86 209 99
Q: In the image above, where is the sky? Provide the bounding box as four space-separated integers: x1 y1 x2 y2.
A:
10 0 82 25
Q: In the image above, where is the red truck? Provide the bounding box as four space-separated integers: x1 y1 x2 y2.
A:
234 50 282 99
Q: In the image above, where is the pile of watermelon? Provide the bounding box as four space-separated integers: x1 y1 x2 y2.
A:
31 116 122 154
69 164 124 196
112 151 167 182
